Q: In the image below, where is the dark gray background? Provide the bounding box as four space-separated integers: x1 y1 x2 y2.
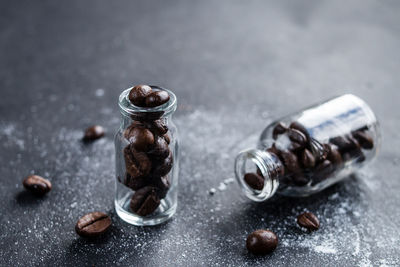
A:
1 0 399 266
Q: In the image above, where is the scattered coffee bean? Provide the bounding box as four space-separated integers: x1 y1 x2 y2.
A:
297 212 319 231
130 187 160 216
300 149 316 168
145 90 170 107
128 85 152 107
75 212 112 238
244 172 264 190
352 130 374 149
83 125 105 141
22 175 52 196
272 123 287 139
246 229 278 255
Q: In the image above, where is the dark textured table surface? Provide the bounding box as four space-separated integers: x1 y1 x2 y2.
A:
1 0 400 266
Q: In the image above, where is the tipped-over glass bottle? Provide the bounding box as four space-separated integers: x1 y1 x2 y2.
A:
235 94 381 202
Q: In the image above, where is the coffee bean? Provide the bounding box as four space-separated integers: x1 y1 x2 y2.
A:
288 129 308 147
297 212 319 231
83 125 105 141
148 137 170 159
145 90 170 107
279 151 301 174
292 173 310 186
22 175 52 196
352 130 374 149
130 187 161 216
75 212 111 238
266 144 280 156
300 149 316 168
128 85 152 107
151 176 170 199
330 135 359 152
244 173 264 190
151 150 173 177
125 127 154 151
124 173 148 190
309 138 328 162
325 144 342 166
312 160 333 185
144 119 168 135
163 134 171 144
124 146 152 179
272 123 287 139
246 229 278 255
289 121 310 139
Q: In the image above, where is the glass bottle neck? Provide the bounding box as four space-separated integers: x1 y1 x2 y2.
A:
235 149 283 201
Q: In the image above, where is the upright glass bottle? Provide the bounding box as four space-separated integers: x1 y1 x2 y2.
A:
115 86 178 226
235 94 380 202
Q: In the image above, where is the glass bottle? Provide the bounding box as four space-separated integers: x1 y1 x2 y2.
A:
114 86 179 226
235 94 380 202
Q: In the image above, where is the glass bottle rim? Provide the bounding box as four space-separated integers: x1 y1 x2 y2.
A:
118 85 177 118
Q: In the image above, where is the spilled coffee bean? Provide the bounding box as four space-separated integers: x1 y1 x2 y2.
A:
22 175 52 196
246 229 278 255
297 212 319 231
75 212 112 238
83 125 105 141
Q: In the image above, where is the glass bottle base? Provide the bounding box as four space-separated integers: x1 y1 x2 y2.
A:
114 193 177 226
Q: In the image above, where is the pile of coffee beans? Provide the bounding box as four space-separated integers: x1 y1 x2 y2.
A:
122 85 173 216
245 121 374 189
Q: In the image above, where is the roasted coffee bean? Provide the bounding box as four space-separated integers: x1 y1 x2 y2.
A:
272 123 287 139
83 125 105 141
125 127 154 151
246 229 278 255
244 173 264 190
130 187 160 216
128 85 152 107
266 144 280 156
288 129 308 147
124 146 152 178
163 134 171 144
309 138 328 162
144 120 168 135
297 212 319 231
75 212 111 238
145 90 170 107
352 130 374 149
280 151 301 174
151 176 170 199
22 175 52 195
325 144 342 166
148 137 170 159
292 173 310 186
151 150 173 177
289 121 310 139
329 135 359 152
312 160 333 185
301 149 316 168
124 173 148 190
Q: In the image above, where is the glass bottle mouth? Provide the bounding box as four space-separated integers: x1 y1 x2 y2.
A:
118 85 177 120
234 149 281 202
